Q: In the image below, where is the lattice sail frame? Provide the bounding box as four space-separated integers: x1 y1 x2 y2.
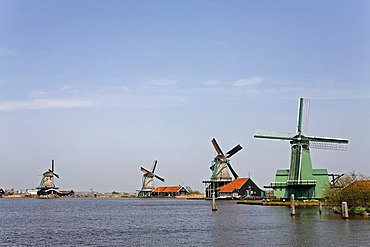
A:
255 130 295 140
300 98 310 134
309 140 348 151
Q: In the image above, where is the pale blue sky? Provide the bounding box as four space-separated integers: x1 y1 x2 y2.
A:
1 1 369 192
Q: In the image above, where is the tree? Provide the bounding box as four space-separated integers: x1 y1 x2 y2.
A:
324 171 370 210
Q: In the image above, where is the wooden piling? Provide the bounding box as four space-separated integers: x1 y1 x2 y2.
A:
342 202 349 219
212 191 217 211
290 194 295 216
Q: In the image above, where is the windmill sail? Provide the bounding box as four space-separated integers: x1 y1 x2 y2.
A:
226 145 243 158
151 160 158 173
211 138 224 156
309 138 349 151
297 98 310 134
254 130 296 141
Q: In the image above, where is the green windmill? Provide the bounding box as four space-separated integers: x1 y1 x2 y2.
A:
254 98 349 199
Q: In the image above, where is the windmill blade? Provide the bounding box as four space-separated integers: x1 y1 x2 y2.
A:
254 130 296 141
141 167 151 174
211 138 224 155
329 173 344 184
51 159 55 172
307 136 349 151
48 169 59 178
151 160 158 173
226 144 243 158
227 163 239 179
297 98 311 134
154 174 165 182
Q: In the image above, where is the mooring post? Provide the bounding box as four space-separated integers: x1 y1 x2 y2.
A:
319 202 323 215
342 202 349 219
290 194 295 216
212 190 217 211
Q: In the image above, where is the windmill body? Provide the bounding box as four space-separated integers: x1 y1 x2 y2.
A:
211 155 232 180
39 171 56 189
203 138 242 198
137 160 165 197
36 160 60 196
142 174 155 190
255 98 349 199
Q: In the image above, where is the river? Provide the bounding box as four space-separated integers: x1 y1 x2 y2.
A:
0 198 369 246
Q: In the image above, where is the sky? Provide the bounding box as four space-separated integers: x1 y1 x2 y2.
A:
0 1 369 193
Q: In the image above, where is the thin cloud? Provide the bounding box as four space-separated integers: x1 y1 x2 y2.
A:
202 80 218 86
117 85 131 93
233 76 265 87
0 98 92 111
147 79 177 86
267 79 370 100
0 47 16 57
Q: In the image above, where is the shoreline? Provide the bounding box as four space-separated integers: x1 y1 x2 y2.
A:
1 193 206 199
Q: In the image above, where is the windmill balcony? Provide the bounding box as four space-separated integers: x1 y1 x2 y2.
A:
287 180 317 186
266 180 316 188
265 182 288 188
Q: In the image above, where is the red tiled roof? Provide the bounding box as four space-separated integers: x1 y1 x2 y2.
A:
344 180 370 191
153 186 182 193
218 178 249 193
152 187 166 193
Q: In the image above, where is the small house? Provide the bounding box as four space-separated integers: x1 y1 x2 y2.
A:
152 186 189 197
216 178 264 199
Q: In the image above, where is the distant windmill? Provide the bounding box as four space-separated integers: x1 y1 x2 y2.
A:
37 159 60 196
254 97 349 199
203 138 242 198
210 138 242 180
138 160 165 197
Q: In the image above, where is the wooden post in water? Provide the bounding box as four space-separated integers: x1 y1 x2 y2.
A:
342 202 349 219
212 190 217 211
319 202 323 215
290 194 295 216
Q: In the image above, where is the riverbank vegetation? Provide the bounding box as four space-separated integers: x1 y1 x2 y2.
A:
324 171 370 215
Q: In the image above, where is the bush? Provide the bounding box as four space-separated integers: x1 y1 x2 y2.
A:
189 189 200 194
349 207 366 215
324 171 370 209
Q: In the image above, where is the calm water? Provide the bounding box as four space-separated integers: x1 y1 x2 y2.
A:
1 198 369 246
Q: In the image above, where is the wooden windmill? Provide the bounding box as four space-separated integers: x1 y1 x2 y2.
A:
203 138 242 198
138 160 165 197
37 159 60 196
254 98 349 199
